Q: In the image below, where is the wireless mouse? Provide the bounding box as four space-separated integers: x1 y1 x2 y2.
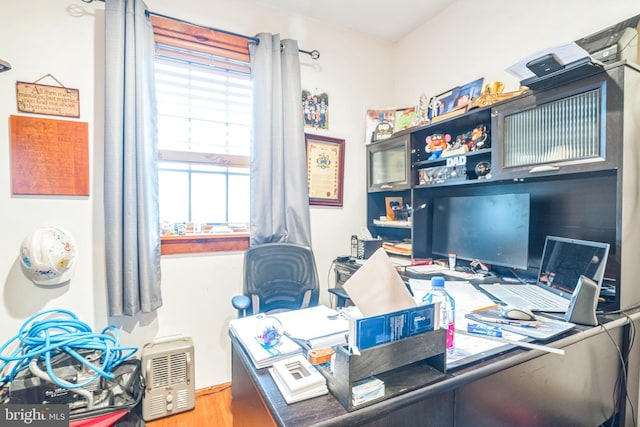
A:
500 306 536 321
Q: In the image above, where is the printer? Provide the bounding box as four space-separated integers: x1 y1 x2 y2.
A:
575 14 640 64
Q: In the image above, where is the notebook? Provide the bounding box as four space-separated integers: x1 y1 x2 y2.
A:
480 236 610 312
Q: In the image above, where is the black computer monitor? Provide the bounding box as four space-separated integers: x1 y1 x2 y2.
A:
431 193 530 270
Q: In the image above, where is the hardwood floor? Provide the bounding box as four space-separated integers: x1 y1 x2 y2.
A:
146 383 233 427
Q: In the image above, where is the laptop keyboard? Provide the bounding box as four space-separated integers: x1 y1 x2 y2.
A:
481 284 569 311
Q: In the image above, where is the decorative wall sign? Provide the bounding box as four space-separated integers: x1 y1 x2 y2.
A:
306 134 344 207
16 74 80 118
10 115 89 196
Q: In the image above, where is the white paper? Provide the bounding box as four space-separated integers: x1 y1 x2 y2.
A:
408 278 527 368
343 248 416 317
506 42 593 81
272 305 349 348
229 315 302 369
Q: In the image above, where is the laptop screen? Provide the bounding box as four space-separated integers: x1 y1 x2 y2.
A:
537 236 610 298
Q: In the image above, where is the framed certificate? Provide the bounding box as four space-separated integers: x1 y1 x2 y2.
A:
306 134 344 207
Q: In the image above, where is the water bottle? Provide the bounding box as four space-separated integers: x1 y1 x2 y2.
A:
422 276 455 354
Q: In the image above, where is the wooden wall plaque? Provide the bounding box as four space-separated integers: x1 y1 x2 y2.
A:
16 81 80 118
10 115 89 196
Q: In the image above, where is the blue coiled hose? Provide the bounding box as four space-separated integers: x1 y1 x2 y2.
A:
0 309 137 389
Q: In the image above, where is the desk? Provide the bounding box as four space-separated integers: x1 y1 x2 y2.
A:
231 312 640 427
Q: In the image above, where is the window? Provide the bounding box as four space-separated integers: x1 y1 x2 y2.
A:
151 15 252 254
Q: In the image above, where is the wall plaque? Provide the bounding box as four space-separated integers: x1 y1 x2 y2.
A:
16 80 80 118
10 115 89 196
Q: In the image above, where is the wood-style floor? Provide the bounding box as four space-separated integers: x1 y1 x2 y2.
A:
146 383 233 427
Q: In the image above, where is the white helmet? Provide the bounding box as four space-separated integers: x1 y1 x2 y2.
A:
20 226 77 285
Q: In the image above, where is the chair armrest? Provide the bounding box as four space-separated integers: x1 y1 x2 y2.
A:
328 288 349 299
328 288 350 308
232 295 251 311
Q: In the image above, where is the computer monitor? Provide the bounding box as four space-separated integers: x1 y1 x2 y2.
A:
431 193 530 270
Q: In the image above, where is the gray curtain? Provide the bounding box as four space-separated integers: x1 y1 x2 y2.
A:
104 0 162 316
249 34 312 247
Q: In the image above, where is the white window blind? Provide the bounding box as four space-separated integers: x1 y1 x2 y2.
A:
154 43 252 227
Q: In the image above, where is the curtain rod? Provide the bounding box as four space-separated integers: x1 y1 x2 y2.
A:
83 0 320 59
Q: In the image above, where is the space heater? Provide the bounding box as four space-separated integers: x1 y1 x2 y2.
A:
141 336 195 421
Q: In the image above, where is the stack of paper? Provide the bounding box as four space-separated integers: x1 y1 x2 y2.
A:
229 315 302 369
272 305 350 350
382 241 412 256
465 307 575 340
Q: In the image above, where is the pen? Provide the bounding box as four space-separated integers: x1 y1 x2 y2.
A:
470 303 501 313
475 316 538 328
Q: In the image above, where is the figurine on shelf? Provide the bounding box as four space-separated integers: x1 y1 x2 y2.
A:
466 124 489 151
425 132 451 160
427 96 443 121
444 134 469 157
417 93 430 124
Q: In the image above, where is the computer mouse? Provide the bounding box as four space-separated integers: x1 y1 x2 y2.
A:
500 306 536 321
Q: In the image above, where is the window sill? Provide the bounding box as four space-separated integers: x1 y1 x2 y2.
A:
161 232 249 255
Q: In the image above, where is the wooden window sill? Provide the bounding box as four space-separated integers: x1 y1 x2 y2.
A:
161 232 249 255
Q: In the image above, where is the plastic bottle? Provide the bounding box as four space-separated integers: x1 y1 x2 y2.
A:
422 276 455 354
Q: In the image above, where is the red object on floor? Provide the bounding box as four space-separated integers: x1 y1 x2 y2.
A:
69 409 128 427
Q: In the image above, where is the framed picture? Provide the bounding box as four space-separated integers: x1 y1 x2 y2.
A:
302 89 329 130
306 134 344 206
451 77 484 111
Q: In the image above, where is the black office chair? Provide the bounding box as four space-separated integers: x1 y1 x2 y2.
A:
232 242 320 317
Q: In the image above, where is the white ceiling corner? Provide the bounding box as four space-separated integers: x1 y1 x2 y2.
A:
252 0 452 42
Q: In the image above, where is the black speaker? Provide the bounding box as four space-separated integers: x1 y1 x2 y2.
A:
564 275 599 326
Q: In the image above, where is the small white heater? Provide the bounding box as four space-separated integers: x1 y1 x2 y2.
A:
141 336 195 421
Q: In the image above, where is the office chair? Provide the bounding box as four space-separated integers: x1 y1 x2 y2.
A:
232 242 320 317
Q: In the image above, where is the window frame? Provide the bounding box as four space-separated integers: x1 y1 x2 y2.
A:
151 15 252 255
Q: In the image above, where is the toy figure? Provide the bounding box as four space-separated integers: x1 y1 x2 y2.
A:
466 124 489 151
417 93 430 124
427 96 443 121
425 132 451 160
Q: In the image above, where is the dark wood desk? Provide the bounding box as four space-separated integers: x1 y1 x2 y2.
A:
231 312 639 427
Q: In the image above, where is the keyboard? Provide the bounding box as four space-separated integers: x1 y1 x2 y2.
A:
480 284 569 312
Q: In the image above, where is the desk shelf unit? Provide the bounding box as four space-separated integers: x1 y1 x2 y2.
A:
318 329 446 412
366 62 640 311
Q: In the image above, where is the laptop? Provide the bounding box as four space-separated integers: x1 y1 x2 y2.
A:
480 236 610 312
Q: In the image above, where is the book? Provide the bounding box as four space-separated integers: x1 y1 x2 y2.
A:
348 303 438 351
465 307 575 340
229 315 302 369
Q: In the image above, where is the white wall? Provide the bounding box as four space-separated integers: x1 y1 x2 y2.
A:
0 0 392 389
2 0 640 392
392 0 640 106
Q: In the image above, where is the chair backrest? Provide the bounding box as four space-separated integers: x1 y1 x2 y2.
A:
243 243 319 316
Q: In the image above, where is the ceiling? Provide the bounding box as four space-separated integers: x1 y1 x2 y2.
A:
252 0 452 42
